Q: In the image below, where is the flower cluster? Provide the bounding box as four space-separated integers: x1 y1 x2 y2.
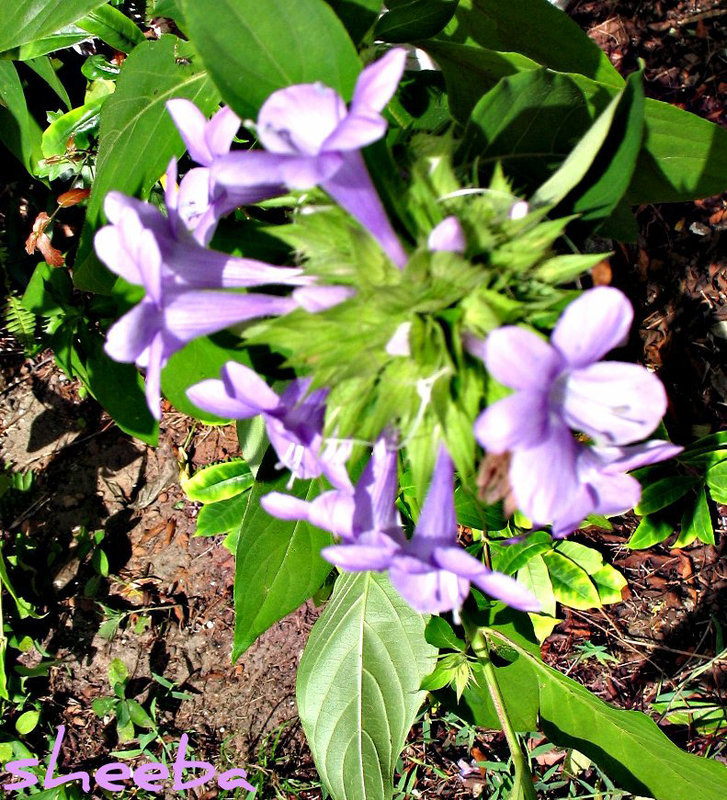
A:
96 47 678 616
470 287 681 536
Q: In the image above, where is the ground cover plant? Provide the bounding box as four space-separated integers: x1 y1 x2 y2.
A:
1 0 726 798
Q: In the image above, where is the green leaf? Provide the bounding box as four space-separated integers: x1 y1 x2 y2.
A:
0 60 43 172
92 697 117 717
232 475 333 659
535 652 727 799
41 95 106 158
73 36 220 293
425 615 466 651
183 0 360 119
236 416 269 479
126 699 153 729
26 56 71 110
676 488 714 548
534 252 608 284
518 554 558 642
325 0 382 45
419 40 540 123
108 658 129 689
375 0 458 43
490 531 552 575
0 0 108 53
195 493 249 538
297 571 437 800
0 26 89 61
437 0 622 91
454 484 506 531
568 70 645 227
76 4 146 53
161 333 252 422
627 515 673 550
591 565 628 605
15 709 40 735
80 330 158 445
628 98 727 203
183 460 253 503
461 68 593 189
0 545 40 619
543 551 601 610
706 461 727 504
635 475 700 515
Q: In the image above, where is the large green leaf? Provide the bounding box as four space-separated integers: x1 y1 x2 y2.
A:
297 571 437 800
706 460 727 504
628 514 674 550
232 475 332 659
675 487 714 548
0 60 42 172
420 40 541 123
635 474 701 515
0 0 108 53
183 460 253 503
628 98 727 203
484 623 727 800
461 68 593 189
182 0 361 119
0 26 89 61
437 0 622 88
73 36 220 293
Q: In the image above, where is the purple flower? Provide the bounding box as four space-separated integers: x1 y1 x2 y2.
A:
544 440 683 537
186 362 352 487
100 241 296 422
266 440 539 614
211 50 408 267
166 100 285 243
471 287 677 533
262 433 400 541
96 187 309 292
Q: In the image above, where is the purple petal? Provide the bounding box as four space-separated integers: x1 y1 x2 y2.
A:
261 490 356 538
172 166 213 236
138 229 164 303
552 287 633 368
104 300 160 364
186 378 260 419
428 216 466 253
205 105 241 158
322 112 387 151
509 425 582 526
389 555 469 614
220 361 280 413
350 48 406 114
144 332 166 421
257 83 346 155
322 530 400 572
95 225 143 286
562 362 667 446
166 99 213 165
594 440 683 474
549 485 598 538
212 150 341 192
413 445 457 543
482 326 563 390
293 285 356 312
474 390 549 453
433 548 540 611
589 472 641 517
163 291 296 342
322 150 407 268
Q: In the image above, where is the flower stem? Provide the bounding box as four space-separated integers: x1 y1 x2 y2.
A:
463 611 538 800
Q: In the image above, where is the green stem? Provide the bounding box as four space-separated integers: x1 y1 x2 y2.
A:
463 611 538 800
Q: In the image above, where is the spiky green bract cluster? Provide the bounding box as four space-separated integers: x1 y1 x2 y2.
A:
245 147 606 492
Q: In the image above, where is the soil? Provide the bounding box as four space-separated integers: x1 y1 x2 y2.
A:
1 2 726 798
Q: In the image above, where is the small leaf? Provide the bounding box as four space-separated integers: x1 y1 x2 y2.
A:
375 0 458 43
706 461 727 504
183 460 253 503
195 493 249 537
76 4 146 53
628 515 673 550
108 658 129 690
15 710 40 735
635 475 700 515
425 615 465 651
676 488 714 548
544 551 601 610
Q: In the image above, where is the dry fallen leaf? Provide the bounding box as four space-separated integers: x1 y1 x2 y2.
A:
25 212 64 266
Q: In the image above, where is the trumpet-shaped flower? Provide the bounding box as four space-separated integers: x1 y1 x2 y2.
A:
264 440 539 614
211 49 409 267
96 187 308 291
101 234 296 420
428 216 466 253
166 100 285 244
471 287 677 534
186 362 352 488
